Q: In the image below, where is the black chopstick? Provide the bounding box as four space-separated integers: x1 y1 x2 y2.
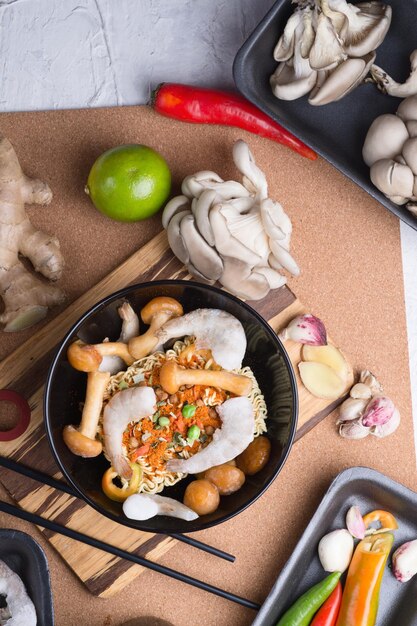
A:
0 499 260 611
0 456 234 562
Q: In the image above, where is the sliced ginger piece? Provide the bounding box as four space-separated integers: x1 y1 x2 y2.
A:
298 362 347 400
301 344 351 384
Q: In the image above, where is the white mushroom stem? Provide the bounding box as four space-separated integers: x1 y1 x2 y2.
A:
371 50 417 98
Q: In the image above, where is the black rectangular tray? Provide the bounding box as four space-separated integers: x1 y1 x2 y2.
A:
233 0 417 231
0 529 54 626
253 467 417 626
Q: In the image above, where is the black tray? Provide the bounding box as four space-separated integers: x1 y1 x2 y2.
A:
0 529 54 626
233 0 417 231
253 467 417 626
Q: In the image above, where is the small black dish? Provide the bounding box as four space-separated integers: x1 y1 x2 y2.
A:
0 529 54 626
233 0 417 231
44 280 298 534
253 467 417 626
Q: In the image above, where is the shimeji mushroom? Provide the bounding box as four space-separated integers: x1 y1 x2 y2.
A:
63 370 110 457
270 0 391 106
363 95 417 214
162 140 299 301
128 297 183 360
159 360 252 397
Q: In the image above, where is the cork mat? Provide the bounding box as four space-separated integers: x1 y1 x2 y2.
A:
0 106 414 624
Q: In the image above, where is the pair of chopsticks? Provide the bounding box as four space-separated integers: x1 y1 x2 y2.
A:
0 456 260 611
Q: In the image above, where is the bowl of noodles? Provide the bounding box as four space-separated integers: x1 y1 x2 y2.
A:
45 280 298 533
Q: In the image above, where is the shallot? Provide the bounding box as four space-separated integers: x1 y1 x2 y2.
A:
318 529 354 573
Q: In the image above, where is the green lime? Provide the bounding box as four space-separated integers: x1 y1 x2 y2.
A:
86 144 171 222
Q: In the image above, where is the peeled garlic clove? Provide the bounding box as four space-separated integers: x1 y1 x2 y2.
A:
339 419 370 440
360 370 383 395
392 540 417 582
371 408 401 438
361 396 395 428
337 397 368 422
318 529 354 573
346 505 366 539
299 361 346 399
350 383 372 400
279 313 327 345
302 344 350 383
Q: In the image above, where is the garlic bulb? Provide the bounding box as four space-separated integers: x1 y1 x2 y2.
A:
337 370 400 440
271 0 391 106
318 529 354 573
392 540 417 583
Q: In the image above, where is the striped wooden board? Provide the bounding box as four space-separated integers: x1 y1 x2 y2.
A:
0 230 352 597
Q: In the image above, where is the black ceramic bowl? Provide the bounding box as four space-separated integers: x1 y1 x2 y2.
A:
44 280 298 533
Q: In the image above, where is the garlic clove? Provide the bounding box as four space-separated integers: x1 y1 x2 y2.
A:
337 397 368 422
370 407 400 438
318 529 354 573
299 361 346 400
361 396 395 428
359 370 383 395
339 419 370 440
392 540 417 582
279 313 327 345
346 505 366 539
302 343 350 383
350 382 372 400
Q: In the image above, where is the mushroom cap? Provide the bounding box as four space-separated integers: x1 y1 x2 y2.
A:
166 209 191 265
397 95 417 122
219 256 270 301
270 61 317 101
344 4 392 57
370 159 414 198
141 297 183 324
159 360 180 395
63 425 102 457
309 53 375 107
180 214 224 281
67 340 102 372
363 114 410 167
402 137 417 175
162 195 189 230
406 121 417 138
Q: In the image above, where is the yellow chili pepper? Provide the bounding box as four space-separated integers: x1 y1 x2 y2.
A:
363 509 398 534
336 532 394 626
102 463 142 502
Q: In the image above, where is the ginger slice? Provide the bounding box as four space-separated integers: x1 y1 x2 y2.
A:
298 362 347 400
301 344 351 383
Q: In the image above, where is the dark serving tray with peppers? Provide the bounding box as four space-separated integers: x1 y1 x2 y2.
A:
233 0 417 231
253 467 417 626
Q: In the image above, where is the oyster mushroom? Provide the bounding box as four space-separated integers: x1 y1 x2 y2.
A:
162 195 189 229
274 9 304 62
371 50 417 98
179 213 223 282
335 0 392 57
370 159 414 198
397 95 417 122
219 256 272 301
309 52 376 106
362 114 410 167
166 209 191 265
181 171 249 200
309 12 346 71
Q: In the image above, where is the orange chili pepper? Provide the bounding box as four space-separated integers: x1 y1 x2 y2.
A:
363 509 398 534
102 463 142 502
335 532 394 626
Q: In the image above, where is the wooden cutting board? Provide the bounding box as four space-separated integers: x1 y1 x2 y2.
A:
0 227 351 597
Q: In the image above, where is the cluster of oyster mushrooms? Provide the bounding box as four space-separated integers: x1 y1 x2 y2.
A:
270 0 392 106
363 95 417 216
162 140 299 301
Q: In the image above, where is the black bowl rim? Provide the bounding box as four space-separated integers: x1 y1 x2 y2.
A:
44 279 299 533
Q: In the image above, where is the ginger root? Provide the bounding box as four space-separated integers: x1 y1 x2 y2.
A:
0 137 65 331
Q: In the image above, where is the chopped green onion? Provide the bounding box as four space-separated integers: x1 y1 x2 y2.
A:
132 373 145 384
152 411 160 423
182 403 196 418
118 381 129 390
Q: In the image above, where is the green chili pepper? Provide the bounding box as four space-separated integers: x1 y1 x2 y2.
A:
276 572 341 626
187 425 200 441
182 403 196 418
158 416 170 428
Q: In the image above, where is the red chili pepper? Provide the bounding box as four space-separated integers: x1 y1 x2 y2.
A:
152 83 317 161
311 581 343 626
